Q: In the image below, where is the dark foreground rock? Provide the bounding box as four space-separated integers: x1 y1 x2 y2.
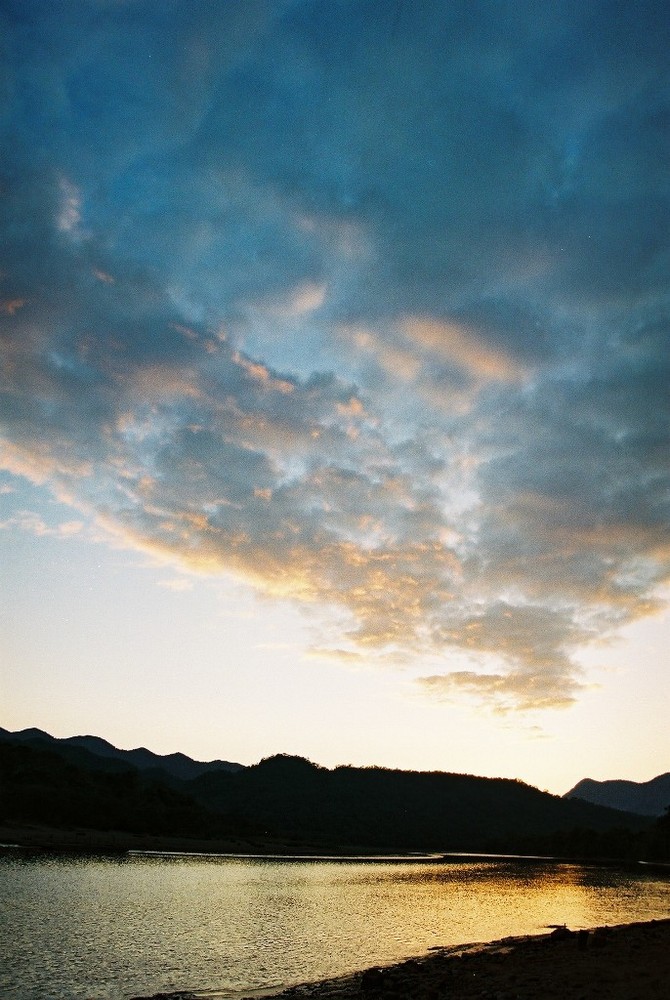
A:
233 918 670 1000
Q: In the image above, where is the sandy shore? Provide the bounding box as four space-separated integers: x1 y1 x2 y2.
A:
231 918 670 1000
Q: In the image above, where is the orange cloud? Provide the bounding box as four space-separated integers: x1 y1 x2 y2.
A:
419 669 581 713
336 397 366 418
0 298 27 315
344 325 422 381
400 316 529 383
233 353 294 394
0 440 93 485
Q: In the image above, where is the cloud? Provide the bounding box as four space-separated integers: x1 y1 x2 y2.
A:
308 647 366 663
418 601 589 712
0 510 84 539
1 0 668 710
0 299 27 316
419 670 580 714
400 318 530 385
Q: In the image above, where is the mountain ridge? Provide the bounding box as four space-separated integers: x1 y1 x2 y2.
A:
2 726 667 860
0 726 244 781
564 773 670 817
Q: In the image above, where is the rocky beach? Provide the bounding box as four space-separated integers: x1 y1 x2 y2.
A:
233 918 670 1000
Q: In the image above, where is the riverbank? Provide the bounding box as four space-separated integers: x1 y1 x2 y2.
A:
2 823 664 870
228 918 670 1000
0 821 348 856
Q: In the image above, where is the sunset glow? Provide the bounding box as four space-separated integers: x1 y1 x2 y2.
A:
1 0 668 795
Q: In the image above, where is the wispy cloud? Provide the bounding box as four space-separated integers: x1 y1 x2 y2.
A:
0 511 84 539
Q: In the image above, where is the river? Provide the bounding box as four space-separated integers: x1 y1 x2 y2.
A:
1 850 668 1000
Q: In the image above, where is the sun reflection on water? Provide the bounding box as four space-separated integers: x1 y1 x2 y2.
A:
0 853 668 1000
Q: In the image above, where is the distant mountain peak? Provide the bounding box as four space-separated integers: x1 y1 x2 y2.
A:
564 773 670 817
0 726 244 780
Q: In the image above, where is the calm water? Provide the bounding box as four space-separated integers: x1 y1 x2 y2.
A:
1 851 668 1000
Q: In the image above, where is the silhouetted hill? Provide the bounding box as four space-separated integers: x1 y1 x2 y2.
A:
2 734 665 859
0 727 243 781
188 753 653 855
564 773 670 817
0 741 254 841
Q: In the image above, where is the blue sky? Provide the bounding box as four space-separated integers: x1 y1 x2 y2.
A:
1 1 668 792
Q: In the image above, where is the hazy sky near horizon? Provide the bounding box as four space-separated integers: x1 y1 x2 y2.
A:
1 0 669 795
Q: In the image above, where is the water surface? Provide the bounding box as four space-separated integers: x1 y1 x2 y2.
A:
1 851 668 1000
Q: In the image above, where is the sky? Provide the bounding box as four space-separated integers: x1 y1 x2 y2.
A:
1 0 669 796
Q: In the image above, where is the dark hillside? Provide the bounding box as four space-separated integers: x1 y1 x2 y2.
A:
564 773 670 817
1 735 662 859
0 726 243 780
0 742 250 840
188 754 652 854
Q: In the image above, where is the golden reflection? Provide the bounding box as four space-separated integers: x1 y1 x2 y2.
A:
3 854 668 1000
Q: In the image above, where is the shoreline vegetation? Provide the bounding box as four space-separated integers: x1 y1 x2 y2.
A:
128 919 670 1000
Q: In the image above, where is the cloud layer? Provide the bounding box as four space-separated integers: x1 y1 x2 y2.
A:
1 0 668 710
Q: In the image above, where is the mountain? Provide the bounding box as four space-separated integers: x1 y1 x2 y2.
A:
185 753 652 854
0 727 244 781
564 773 670 817
0 740 254 842
1 730 664 859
